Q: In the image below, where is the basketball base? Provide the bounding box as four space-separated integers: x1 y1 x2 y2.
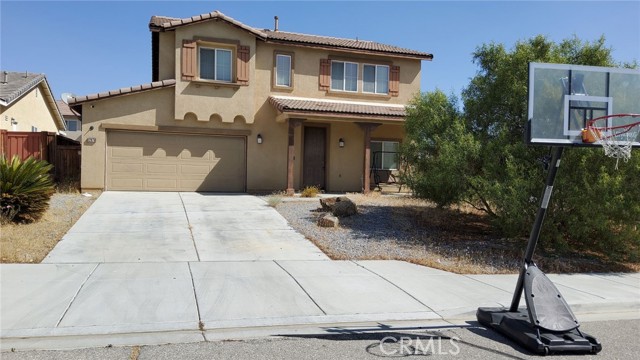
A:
476 307 602 355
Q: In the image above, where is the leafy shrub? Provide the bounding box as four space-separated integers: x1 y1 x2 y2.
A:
0 156 55 223
300 186 320 198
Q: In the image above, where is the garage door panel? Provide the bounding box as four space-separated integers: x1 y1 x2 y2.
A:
147 163 178 174
107 131 245 192
181 164 211 175
111 178 144 189
111 147 143 158
146 178 178 190
111 162 144 174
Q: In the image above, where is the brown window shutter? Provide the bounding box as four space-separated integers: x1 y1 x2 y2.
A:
237 45 250 85
389 65 400 97
319 59 331 90
181 40 197 81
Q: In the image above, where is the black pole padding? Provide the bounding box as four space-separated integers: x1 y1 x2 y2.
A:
509 146 564 312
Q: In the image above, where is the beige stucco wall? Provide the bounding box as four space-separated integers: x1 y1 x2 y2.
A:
253 42 422 106
172 22 257 124
0 84 60 132
158 31 176 81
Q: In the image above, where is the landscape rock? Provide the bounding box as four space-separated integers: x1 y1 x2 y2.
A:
319 197 336 212
332 198 357 217
319 196 357 217
317 214 339 228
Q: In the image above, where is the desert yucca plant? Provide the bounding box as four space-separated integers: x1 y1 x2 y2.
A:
0 156 54 223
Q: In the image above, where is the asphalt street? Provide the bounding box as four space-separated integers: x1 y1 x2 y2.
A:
3 319 638 359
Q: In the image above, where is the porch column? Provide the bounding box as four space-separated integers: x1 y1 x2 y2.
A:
357 122 381 194
286 118 304 195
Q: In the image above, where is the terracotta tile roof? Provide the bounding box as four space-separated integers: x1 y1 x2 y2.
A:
263 30 431 59
0 71 46 106
69 79 176 105
56 100 81 117
149 11 432 60
269 96 406 119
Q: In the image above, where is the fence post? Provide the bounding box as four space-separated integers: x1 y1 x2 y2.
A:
0 130 7 158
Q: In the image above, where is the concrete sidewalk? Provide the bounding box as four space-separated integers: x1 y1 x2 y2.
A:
2 192 639 351
1 260 638 351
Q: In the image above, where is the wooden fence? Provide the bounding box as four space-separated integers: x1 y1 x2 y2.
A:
0 130 81 183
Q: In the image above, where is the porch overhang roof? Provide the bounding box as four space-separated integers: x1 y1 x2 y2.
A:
268 96 406 122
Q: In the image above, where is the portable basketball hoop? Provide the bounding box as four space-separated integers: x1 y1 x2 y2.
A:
582 113 640 168
479 63 640 355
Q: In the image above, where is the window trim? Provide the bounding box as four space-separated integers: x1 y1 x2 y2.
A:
371 140 400 170
273 51 294 90
198 45 234 83
363 64 390 95
330 60 359 93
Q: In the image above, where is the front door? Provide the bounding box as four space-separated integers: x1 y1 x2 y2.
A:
302 126 326 189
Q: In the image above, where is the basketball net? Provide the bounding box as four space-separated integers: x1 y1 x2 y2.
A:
582 114 640 169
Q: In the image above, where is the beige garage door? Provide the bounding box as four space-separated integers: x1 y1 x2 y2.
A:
106 131 245 192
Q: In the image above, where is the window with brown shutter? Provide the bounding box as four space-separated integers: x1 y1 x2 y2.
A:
181 40 197 81
237 45 250 85
389 65 400 97
319 59 331 90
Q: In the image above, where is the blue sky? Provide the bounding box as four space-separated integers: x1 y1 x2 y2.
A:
1 1 639 101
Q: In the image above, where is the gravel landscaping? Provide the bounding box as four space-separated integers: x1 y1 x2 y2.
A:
273 193 639 274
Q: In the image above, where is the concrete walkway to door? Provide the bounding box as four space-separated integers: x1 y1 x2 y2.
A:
43 192 328 263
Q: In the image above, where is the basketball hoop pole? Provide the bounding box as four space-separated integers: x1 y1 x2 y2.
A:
509 146 563 311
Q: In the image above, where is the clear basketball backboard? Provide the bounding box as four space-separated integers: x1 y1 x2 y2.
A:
527 62 640 147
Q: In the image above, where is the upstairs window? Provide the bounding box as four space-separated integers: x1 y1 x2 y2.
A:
363 64 389 94
331 61 358 92
199 47 232 82
275 53 292 87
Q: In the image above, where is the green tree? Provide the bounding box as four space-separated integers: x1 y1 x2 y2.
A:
461 35 639 257
402 90 479 208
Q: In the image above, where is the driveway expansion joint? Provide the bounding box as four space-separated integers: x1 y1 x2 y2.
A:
54 263 100 328
352 261 439 315
274 260 328 315
179 192 201 262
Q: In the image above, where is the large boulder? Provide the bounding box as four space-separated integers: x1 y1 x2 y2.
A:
317 214 339 227
319 196 357 217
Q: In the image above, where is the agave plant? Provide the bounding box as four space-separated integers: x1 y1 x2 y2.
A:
0 156 54 223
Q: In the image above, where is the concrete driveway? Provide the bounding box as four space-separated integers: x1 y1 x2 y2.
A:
44 192 328 263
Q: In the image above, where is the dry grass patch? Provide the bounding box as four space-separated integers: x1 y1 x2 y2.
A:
0 192 99 263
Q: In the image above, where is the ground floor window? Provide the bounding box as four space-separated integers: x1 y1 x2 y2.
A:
371 140 399 170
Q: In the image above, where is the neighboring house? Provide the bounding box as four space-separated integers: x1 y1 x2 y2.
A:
57 100 82 141
70 10 432 193
0 71 66 133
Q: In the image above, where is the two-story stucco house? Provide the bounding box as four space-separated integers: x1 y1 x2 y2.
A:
1 71 66 133
70 11 432 194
